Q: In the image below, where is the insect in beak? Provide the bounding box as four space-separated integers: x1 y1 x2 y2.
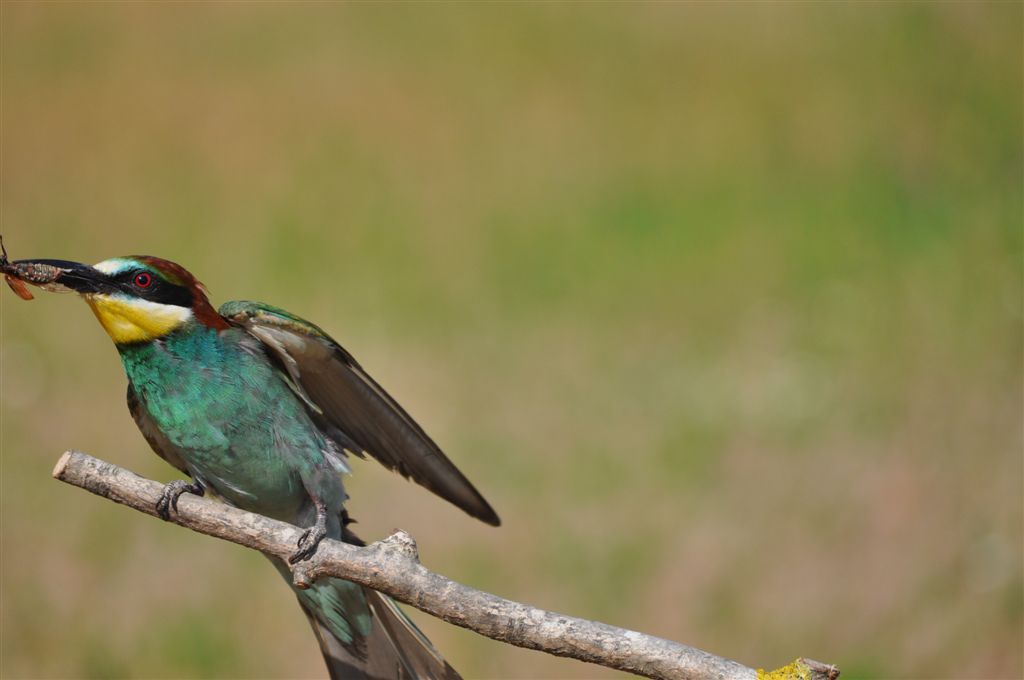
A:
1 235 107 299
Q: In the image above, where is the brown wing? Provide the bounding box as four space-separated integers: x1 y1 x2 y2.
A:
220 300 500 527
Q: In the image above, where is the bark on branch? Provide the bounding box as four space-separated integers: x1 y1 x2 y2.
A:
52 450 839 680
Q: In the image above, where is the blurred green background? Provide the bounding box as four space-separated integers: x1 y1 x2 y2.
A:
1 2 1021 679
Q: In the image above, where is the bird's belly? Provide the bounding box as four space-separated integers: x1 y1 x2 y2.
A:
136 381 322 521
122 332 343 523
184 438 307 520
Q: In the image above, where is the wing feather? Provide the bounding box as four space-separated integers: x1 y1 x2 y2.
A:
219 300 500 526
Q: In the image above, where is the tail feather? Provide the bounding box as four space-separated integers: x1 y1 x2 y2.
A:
269 557 461 680
300 581 461 680
363 589 460 680
310 587 461 680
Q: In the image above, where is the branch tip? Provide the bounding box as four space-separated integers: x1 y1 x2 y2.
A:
52 451 73 480
799 658 840 680
758 658 840 680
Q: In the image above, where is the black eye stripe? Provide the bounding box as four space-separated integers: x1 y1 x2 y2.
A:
113 269 192 307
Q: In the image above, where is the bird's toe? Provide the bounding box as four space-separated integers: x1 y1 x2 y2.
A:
155 479 203 521
288 525 326 564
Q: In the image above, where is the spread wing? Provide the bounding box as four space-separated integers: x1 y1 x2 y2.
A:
219 300 500 527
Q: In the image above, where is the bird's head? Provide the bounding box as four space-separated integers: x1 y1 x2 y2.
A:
3 255 227 345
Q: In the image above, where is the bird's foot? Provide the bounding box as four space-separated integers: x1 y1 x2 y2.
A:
156 480 204 520
289 508 328 564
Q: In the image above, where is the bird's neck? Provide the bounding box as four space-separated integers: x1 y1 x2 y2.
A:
116 323 226 386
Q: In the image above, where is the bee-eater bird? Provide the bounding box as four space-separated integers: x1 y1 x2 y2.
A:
3 254 500 680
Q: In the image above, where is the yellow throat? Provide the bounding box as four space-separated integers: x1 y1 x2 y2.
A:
85 294 193 344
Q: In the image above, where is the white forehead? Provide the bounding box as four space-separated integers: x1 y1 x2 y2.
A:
93 258 134 275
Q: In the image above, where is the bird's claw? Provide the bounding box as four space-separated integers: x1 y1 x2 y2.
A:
156 480 204 520
288 516 328 564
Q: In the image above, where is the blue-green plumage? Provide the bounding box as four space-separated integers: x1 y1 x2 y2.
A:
122 322 372 650
121 324 341 521
4 253 499 679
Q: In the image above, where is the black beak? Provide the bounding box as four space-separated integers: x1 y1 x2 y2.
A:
3 258 112 294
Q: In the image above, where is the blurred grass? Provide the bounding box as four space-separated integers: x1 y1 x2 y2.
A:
1 2 1021 678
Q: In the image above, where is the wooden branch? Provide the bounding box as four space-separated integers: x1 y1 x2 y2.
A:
52 450 839 680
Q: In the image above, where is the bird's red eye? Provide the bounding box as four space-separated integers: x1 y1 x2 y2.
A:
134 272 153 288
